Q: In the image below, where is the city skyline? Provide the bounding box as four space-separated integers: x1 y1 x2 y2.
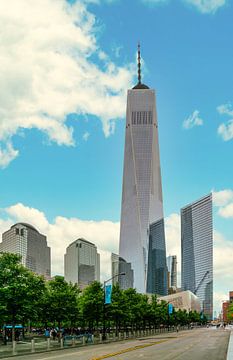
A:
0 0 233 314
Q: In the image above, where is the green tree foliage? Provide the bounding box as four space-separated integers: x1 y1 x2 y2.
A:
0 253 45 337
42 276 80 330
79 281 103 329
228 303 233 322
0 253 205 332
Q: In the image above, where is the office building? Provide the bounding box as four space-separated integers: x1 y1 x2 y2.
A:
111 253 134 289
181 194 213 320
0 223 51 277
119 45 167 294
64 238 100 289
167 255 177 289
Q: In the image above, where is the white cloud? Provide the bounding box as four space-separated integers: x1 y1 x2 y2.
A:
141 0 226 12
4 202 119 281
217 103 233 117
212 189 233 207
217 103 233 141
83 131 90 141
0 142 19 168
218 121 233 141
183 110 204 130
184 0 226 13
0 0 135 167
218 203 233 218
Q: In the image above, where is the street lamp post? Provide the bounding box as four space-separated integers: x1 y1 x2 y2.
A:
102 272 125 341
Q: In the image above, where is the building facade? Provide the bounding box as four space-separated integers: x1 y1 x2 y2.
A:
111 253 134 289
181 194 213 320
119 46 167 294
0 223 51 277
64 238 100 289
167 255 177 289
158 290 201 313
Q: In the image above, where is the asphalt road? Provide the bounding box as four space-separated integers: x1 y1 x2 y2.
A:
4 328 230 360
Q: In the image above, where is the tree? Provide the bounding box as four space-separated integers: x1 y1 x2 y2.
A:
0 253 46 340
79 281 103 329
42 276 80 335
108 284 127 334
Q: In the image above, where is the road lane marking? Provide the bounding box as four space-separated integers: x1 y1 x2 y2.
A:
90 339 169 359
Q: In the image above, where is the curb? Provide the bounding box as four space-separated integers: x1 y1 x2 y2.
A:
227 330 233 360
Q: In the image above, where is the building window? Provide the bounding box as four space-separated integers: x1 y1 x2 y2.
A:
15 228 19 235
20 229 24 236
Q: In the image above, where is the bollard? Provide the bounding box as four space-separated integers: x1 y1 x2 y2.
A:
31 339 35 353
113 333 116 341
124 332 127 339
137 330 140 337
91 334 94 344
118 332 121 341
99 333 102 343
106 333 109 340
47 338 50 350
72 337 75 347
82 335 86 345
12 340 17 355
60 338 64 348
133 331 136 338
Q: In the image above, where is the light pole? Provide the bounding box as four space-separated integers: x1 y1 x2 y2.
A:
102 272 125 341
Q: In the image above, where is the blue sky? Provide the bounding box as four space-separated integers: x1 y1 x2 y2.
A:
0 0 233 313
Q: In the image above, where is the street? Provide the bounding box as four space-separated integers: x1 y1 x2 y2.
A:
3 328 230 360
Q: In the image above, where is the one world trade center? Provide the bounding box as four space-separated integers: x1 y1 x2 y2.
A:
119 45 167 295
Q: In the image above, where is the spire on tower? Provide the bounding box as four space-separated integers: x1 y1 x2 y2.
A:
137 42 141 84
132 43 149 90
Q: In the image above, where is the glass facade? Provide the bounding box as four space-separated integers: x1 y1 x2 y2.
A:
119 86 166 294
111 253 134 290
181 194 213 320
147 219 167 295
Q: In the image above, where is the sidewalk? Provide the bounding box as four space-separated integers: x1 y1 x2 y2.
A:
227 330 233 360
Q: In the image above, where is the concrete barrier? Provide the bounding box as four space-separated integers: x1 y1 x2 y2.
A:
12 340 17 355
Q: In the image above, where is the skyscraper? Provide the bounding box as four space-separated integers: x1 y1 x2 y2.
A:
167 255 177 289
111 253 134 289
64 238 100 289
0 223 51 277
181 194 213 320
119 45 167 294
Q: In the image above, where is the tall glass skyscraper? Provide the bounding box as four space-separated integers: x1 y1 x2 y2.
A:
181 194 213 319
119 45 167 294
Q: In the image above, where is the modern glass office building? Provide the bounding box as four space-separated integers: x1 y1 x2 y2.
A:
0 223 51 277
181 194 213 320
111 253 134 289
147 219 167 295
119 45 167 294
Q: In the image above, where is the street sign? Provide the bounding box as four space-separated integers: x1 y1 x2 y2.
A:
168 303 173 315
105 284 112 304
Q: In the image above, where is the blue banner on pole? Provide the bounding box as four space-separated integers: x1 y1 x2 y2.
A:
168 303 173 315
105 285 112 304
